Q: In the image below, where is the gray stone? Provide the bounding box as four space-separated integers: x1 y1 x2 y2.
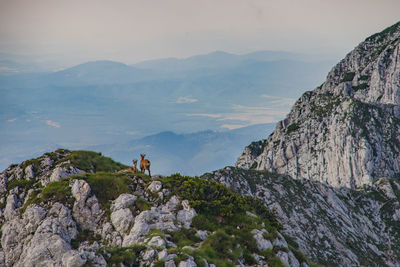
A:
195 230 208 241
157 249 168 261
177 200 197 229
62 250 87 267
142 248 157 261
50 166 83 183
148 181 162 192
147 236 166 248
110 208 134 233
165 260 177 267
251 229 273 251
178 257 197 267
4 194 19 220
24 165 34 180
71 179 91 203
71 180 103 231
111 193 137 212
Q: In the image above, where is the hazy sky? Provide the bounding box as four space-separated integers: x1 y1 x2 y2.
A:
0 0 399 67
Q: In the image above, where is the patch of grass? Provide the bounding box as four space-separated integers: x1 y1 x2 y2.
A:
7 179 35 191
290 247 307 263
59 151 128 172
286 123 300 134
73 172 132 217
260 249 286 267
192 214 220 231
101 245 146 267
135 197 153 212
359 75 370 81
21 189 41 213
282 233 299 249
36 179 74 207
160 174 280 230
159 174 285 266
173 253 190 264
71 228 102 249
20 158 42 174
153 260 165 267
85 172 131 198
168 228 202 247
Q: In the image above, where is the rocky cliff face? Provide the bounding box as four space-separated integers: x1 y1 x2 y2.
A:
0 149 309 267
236 22 400 188
203 167 400 267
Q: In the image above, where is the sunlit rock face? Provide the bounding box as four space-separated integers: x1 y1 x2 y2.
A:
237 22 400 189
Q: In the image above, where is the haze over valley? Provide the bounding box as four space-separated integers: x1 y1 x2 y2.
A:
0 50 333 173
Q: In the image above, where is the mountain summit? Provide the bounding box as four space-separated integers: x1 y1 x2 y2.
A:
236 22 400 188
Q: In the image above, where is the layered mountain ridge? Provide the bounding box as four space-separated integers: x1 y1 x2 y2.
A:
236 22 400 188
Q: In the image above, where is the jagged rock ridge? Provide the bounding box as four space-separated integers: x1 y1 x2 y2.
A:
203 167 400 267
0 150 310 267
236 22 400 188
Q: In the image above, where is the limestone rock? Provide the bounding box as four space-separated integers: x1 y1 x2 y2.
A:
147 236 166 248
236 22 400 189
71 179 103 231
148 181 162 193
62 250 87 267
178 257 197 267
111 193 137 212
4 194 19 220
110 208 134 233
177 200 197 229
49 166 84 184
195 230 208 241
24 165 34 180
251 229 273 251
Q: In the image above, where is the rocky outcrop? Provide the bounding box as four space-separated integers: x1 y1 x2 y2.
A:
203 167 400 267
236 22 400 188
0 150 303 266
71 179 103 231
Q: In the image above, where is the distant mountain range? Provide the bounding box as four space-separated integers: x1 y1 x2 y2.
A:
0 50 334 172
88 123 276 176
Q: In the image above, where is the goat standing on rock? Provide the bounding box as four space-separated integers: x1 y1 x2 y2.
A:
140 154 151 177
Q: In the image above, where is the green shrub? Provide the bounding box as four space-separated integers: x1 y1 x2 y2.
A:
37 179 74 206
359 75 369 81
341 72 355 82
101 245 145 266
353 83 368 91
153 260 165 267
135 197 153 212
291 247 307 263
7 179 35 190
168 228 202 247
282 233 299 249
71 228 101 249
160 175 279 228
59 151 128 172
249 161 258 170
286 123 300 134
85 172 130 202
260 249 286 267
192 214 220 231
